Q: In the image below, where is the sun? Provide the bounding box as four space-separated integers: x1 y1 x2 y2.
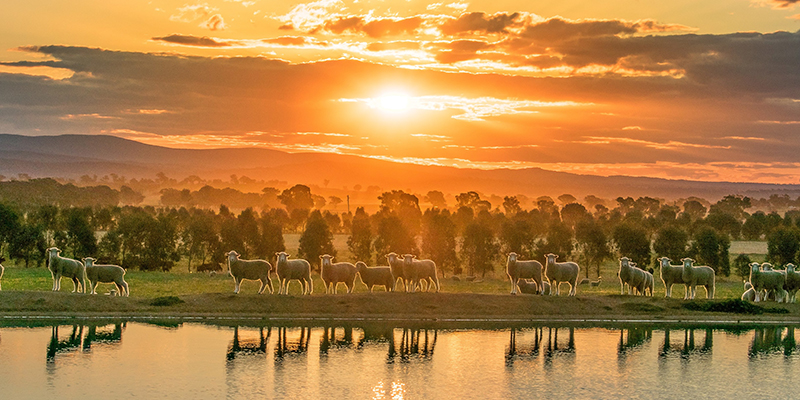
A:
377 93 411 112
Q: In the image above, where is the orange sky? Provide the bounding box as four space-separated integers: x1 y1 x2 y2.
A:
1 0 799 183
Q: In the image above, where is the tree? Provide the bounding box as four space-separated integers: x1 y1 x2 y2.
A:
560 203 590 229
373 214 417 264
421 208 458 276
574 219 611 278
460 219 499 278
298 210 336 272
733 254 752 281
64 208 97 259
8 221 46 268
347 207 373 263
502 196 522 215
690 227 731 276
424 190 447 209
257 211 285 261
328 196 343 210
557 194 577 205
613 223 651 267
279 184 314 230
681 200 707 220
378 190 422 235
0 203 20 256
456 191 491 213
535 221 573 260
653 225 689 262
767 225 800 266
499 216 537 259
182 208 219 271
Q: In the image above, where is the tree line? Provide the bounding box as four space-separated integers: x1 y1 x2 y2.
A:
4 182 800 279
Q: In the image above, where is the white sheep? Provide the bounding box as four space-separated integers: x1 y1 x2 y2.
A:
275 252 312 295
618 257 646 295
784 263 800 303
225 250 273 294
506 252 544 295
750 262 785 302
0 256 4 290
680 258 715 299
657 257 687 299
642 268 654 297
402 254 440 292
355 261 394 292
385 252 408 291
544 253 580 296
742 287 756 301
82 257 129 296
46 247 85 293
319 254 357 294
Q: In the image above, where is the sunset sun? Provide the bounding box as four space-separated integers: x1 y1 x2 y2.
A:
377 93 411 112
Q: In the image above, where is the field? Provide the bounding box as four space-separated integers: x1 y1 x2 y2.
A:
0 239 791 321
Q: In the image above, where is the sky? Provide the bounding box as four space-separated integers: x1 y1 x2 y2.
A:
1 0 799 184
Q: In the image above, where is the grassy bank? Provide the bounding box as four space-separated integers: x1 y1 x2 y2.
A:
0 266 797 321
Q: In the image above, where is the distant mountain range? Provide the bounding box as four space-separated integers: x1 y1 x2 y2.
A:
1 133 799 200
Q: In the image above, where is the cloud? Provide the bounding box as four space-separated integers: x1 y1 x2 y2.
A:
276 0 345 32
439 12 524 35
200 14 226 31
366 41 421 52
319 16 424 37
152 34 233 47
762 0 800 8
170 4 217 23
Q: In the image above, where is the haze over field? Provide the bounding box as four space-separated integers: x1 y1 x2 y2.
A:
0 1 799 185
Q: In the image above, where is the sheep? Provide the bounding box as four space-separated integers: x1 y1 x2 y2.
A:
402 254 440 293
319 254 357 294
657 257 687 299
46 247 85 293
642 269 654 297
82 257 129 296
750 262 785 302
355 261 395 292
225 250 273 294
0 257 4 290
680 258 715 299
544 253 580 296
385 252 408 291
742 287 756 301
618 257 647 295
275 252 312 295
784 263 800 303
506 252 544 295
518 279 550 295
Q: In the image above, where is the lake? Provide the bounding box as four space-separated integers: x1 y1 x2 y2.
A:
1 320 799 399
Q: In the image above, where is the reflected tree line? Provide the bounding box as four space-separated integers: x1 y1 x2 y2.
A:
33 323 800 367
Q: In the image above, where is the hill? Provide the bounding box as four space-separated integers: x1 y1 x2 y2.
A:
1 133 799 200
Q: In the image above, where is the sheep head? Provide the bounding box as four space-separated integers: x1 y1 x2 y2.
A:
83 257 97 267
681 258 695 268
385 252 399 262
657 257 671 266
788 263 796 273
320 254 334 266
46 247 60 257
275 252 289 262
507 252 518 262
545 253 558 262
402 254 417 263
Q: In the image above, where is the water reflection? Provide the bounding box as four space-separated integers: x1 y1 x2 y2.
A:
506 327 542 366
395 328 437 363
320 326 354 354
226 326 270 361
47 323 126 362
749 327 797 357
659 329 714 360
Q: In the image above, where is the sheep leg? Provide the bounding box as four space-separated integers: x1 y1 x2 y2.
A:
265 277 274 294
234 277 242 294
511 277 519 295
346 282 354 294
665 283 672 298
90 281 99 295
70 277 79 293
258 280 267 295
119 280 129 297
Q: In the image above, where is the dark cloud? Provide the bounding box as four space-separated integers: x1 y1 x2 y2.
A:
770 0 800 8
519 17 688 43
439 12 522 35
152 34 232 47
319 16 422 38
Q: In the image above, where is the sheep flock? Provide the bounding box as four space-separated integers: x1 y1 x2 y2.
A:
2 247 793 305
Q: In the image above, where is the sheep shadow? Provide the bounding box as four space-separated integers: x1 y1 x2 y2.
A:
319 326 355 355
505 327 543 367
226 326 270 361
658 329 713 361
749 327 797 358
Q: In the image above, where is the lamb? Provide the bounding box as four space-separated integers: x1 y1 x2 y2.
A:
319 255 357 294
784 263 800 303
82 257 129 296
275 252 312 295
657 257 687 299
518 279 550 295
225 250 273 294
46 247 85 293
618 257 647 295
506 252 544 295
402 254 440 293
385 252 408 291
0 257 4 290
750 262 785 302
544 253 580 296
355 261 395 292
680 258 715 299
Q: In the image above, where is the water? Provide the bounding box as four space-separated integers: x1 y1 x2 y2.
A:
0 321 799 399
